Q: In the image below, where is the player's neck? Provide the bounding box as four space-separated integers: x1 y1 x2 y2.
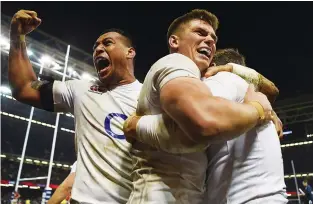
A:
116 74 136 86
102 73 136 90
117 63 136 85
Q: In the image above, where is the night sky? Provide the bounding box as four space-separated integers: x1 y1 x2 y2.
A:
2 1 313 100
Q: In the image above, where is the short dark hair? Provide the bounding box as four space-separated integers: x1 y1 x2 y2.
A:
102 28 135 48
213 48 246 66
167 9 219 41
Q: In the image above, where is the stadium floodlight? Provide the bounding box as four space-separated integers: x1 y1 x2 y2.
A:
72 70 80 78
81 72 96 81
0 86 11 94
26 159 33 162
0 36 10 49
307 134 313 138
27 49 33 56
52 62 62 70
283 131 292 135
0 154 6 158
41 161 48 164
40 55 53 65
68 67 74 73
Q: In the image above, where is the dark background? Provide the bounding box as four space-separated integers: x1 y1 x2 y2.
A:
2 1 313 100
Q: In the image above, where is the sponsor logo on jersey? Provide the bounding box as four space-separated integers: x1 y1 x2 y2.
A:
88 85 106 95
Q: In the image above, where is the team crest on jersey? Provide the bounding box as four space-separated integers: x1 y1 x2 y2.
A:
88 85 106 95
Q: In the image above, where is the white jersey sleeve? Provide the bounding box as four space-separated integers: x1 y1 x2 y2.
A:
153 53 201 90
70 161 77 173
136 53 200 115
53 80 77 113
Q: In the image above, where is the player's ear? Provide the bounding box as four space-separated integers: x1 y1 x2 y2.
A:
169 35 179 50
126 47 136 59
210 63 216 67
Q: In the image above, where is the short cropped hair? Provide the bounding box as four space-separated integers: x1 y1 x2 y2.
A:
167 9 219 41
213 48 246 66
102 28 135 48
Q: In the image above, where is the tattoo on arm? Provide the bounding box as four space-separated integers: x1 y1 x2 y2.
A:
31 80 49 90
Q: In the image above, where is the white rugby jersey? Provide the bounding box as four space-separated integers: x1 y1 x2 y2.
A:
53 79 142 204
70 161 77 173
128 53 208 204
203 72 287 204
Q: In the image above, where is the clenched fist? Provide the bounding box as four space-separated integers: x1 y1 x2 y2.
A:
10 10 41 38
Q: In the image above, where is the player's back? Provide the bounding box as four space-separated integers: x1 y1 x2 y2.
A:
203 72 287 204
129 53 207 204
53 79 142 204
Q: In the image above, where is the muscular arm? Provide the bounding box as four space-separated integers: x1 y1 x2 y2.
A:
9 36 45 109
8 10 52 110
160 77 260 143
48 172 75 204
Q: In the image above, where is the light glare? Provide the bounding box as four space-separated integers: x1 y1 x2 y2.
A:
40 55 53 64
0 86 11 94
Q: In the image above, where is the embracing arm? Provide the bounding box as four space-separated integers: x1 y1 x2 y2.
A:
159 77 267 142
124 77 270 147
205 63 279 103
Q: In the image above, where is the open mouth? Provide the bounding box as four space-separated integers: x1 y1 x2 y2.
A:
197 47 212 59
95 57 110 73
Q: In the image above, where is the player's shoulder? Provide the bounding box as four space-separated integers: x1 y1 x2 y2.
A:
151 53 199 73
72 79 95 88
117 80 143 93
57 78 89 86
61 79 99 93
158 53 194 63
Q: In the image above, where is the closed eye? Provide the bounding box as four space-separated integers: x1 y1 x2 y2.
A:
104 40 113 46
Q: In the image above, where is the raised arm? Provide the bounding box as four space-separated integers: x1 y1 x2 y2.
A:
8 10 46 109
